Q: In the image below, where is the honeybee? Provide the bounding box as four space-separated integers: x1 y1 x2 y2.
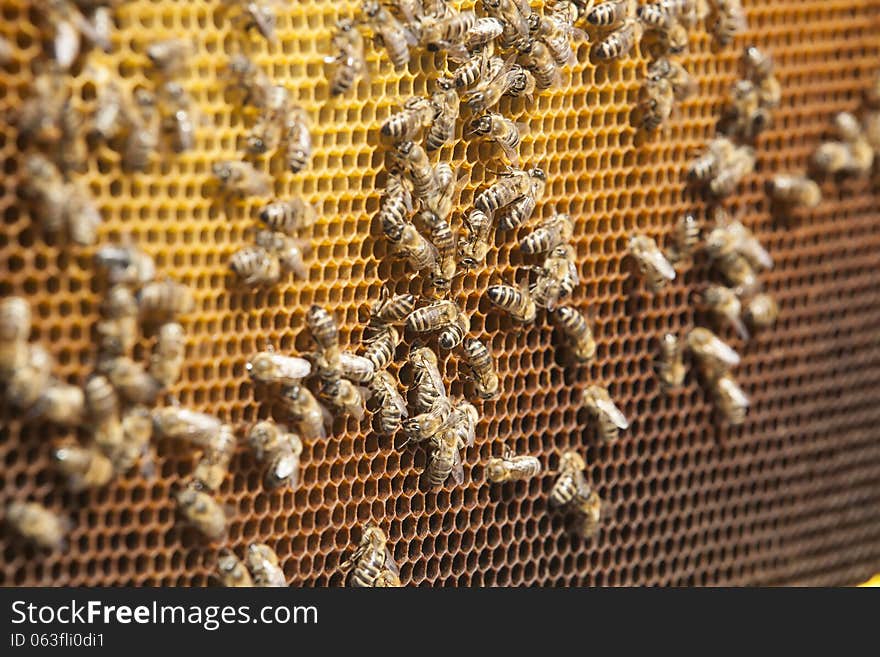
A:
447 400 479 448
392 224 441 277
460 337 500 399
629 234 676 292
56 98 87 175
122 88 160 172
338 352 376 384
483 0 532 51
655 333 686 391
28 381 85 426
720 79 768 140
284 107 312 173
247 543 286 587
665 213 700 268
369 289 416 328
0 297 31 380
90 66 127 141
326 19 366 96
374 569 403 587
152 406 224 450
96 286 138 360
549 450 589 507
5 502 69 551
519 39 560 90
468 113 526 163
390 141 439 209
486 448 541 483
254 229 311 279
176 483 227 541
519 213 572 254
553 306 596 362
222 0 278 41
46 0 110 69
363 325 399 371
406 300 458 335
226 55 273 108
812 142 860 176
593 18 642 61
306 305 340 357
438 310 469 350
709 0 746 47
486 284 536 324
408 346 447 414
706 217 773 273
84 375 118 424
229 245 280 286
425 429 465 487
687 136 735 183
150 322 186 388
585 0 634 26
576 490 603 538
217 549 254 587
259 198 316 235
582 385 629 442
532 4 585 66
103 357 161 405
711 374 749 425
530 244 579 310
369 370 408 434
6 345 53 411
475 166 543 218
245 85 289 155
382 96 434 144
213 160 271 197
249 422 302 490
464 16 504 52
712 146 755 197
638 74 675 132
687 327 740 379
743 46 780 107
340 523 399 587
426 78 459 151
418 10 475 57
649 57 696 101
463 57 533 113
17 68 67 145
93 405 152 475
95 244 156 289
744 293 779 329
67 181 103 246
700 285 748 339
247 351 311 386
53 444 114 491
22 154 66 234
453 50 498 90
320 378 366 421
192 424 235 491
361 0 417 70
280 384 327 440
138 279 195 324
458 208 494 269
146 39 192 76
834 113 874 171
403 390 453 444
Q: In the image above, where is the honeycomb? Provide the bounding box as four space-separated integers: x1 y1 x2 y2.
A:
2 0 880 587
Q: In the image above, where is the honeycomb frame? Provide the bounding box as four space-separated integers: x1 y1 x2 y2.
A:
1 0 880 586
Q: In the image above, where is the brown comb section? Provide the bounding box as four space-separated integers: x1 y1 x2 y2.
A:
1 1 880 587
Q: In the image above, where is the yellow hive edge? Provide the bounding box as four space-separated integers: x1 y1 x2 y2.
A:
858 575 880 587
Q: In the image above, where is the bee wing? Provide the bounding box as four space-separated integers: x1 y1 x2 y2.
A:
705 336 742 368
390 390 409 418
280 355 312 380
740 237 774 270
718 377 750 408
53 20 80 69
384 549 400 576
451 449 465 486
645 247 677 281
595 397 629 430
